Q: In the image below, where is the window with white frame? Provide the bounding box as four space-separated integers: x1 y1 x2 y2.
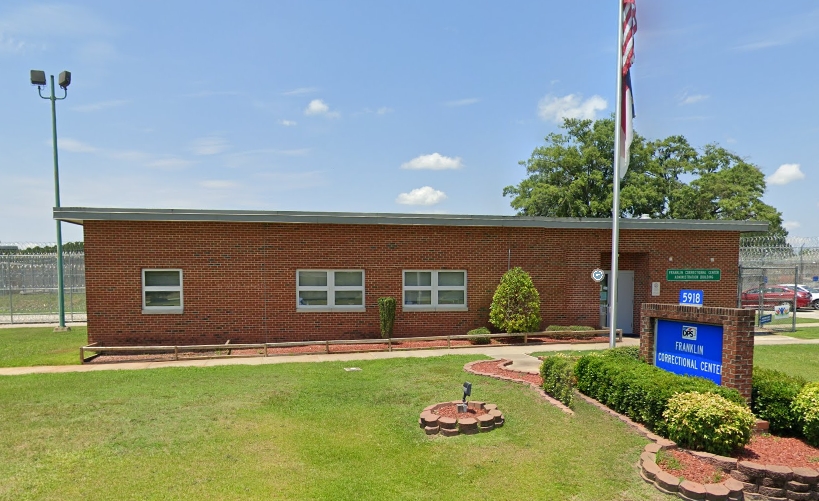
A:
142 269 183 314
297 270 365 311
403 270 467 311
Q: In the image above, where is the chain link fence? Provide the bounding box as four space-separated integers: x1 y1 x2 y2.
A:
0 249 86 324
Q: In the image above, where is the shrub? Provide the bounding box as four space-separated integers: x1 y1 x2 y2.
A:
752 367 806 435
663 391 755 456
792 383 819 447
540 354 576 407
489 267 541 333
467 327 491 345
377 297 396 339
574 351 745 436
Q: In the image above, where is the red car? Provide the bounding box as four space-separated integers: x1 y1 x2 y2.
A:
740 286 812 310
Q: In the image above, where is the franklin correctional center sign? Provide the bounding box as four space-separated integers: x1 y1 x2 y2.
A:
654 319 724 385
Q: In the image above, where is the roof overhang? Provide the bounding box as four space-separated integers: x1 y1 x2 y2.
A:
53 207 770 233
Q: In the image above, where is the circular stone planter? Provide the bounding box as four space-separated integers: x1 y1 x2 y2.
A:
419 401 504 436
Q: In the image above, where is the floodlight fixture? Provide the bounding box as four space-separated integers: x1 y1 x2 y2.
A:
31 70 47 86
58 71 71 89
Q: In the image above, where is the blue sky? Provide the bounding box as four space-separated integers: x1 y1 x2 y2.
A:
1 1 817 243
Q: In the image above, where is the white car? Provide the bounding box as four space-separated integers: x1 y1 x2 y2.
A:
779 284 819 310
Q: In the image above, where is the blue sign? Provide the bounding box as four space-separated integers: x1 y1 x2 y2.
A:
655 319 724 384
759 314 772 325
679 289 704 307
813 276 818 282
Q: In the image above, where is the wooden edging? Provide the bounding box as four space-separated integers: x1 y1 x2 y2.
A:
79 329 623 364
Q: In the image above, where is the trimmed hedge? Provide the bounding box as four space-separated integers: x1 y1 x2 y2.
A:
664 391 755 456
377 297 396 339
574 349 745 436
751 367 806 435
540 354 575 407
489 267 541 333
793 383 819 447
466 327 491 345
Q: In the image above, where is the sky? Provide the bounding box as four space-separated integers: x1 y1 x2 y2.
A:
1 1 817 244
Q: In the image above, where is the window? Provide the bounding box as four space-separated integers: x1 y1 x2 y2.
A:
142 269 183 314
403 270 467 311
297 270 365 311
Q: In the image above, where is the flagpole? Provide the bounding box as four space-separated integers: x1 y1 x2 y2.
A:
609 0 626 349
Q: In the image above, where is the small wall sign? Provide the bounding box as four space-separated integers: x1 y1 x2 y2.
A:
666 269 721 281
679 289 704 307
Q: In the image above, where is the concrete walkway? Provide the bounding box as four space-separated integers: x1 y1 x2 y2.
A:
1 318 819 377
0 338 641 376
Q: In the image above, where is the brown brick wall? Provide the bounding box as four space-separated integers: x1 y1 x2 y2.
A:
639 303 755 402
83 221 741 346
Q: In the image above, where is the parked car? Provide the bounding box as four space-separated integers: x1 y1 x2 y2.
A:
778 283 819 310
740 285 812 310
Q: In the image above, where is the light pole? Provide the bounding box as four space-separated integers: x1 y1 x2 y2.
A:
31 69 72 332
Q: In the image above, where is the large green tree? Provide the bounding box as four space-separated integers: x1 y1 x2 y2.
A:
503 118 785 237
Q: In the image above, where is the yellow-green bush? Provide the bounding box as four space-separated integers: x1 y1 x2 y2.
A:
663 391 754 456
792 382 819 446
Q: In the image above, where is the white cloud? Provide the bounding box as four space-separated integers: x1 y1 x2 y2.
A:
279 119 297 126
146 158 195 170
304 99 339 118
71 99 129 112
395 186 447 206
444 98 480 107
401 153 463 170
783 221 802 231
200 180 238 189
283 86 319 96
767 163 805 185
679 94 709 105
190 136 229 155
377 107 393 115
58 138 97 153
537 94 607 123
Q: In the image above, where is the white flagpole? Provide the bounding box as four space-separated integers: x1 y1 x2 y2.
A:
610 0 626 349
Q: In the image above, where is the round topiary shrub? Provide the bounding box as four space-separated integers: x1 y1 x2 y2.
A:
489 267 541 333
792 382 819 446
663 391 755 456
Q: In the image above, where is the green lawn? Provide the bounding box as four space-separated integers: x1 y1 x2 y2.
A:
782 327 819 340
0 292 86 315
0 357 670 501
0 326 87 367
754 344 819 380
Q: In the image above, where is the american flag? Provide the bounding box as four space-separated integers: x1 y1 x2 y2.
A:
619 0 637 178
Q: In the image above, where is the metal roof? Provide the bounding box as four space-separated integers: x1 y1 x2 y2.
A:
53 207 769 232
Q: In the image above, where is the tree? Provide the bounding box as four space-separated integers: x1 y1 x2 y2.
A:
503 118 786 238
489 267 541 333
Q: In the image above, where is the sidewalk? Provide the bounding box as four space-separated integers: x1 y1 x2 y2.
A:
0 338 640 376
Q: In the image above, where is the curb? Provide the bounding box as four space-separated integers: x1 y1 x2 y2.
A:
463 358 574 416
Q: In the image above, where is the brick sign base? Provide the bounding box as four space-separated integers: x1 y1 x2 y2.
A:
640 303 755 403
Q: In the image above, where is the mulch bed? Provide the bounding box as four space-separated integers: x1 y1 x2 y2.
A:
87 336 610 364
432 403 489 420
658 436 819 484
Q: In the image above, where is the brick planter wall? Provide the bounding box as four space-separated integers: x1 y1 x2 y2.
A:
640 303 755 402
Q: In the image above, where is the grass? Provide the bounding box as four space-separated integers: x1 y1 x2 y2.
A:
0 326 87 367
0 292 86 315
783 327 819 340
754 344 819 381
0 356 671 501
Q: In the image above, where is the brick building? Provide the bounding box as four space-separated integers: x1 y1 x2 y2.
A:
54 207 766 346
